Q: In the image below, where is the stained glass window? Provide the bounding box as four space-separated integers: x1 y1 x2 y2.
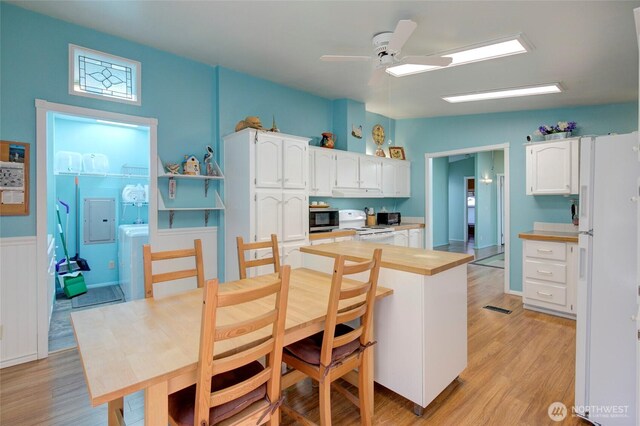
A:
69 44 141 105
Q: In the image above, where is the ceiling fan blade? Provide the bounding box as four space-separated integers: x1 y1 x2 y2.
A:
387 19 417 53
401 55 453 67
321 55 371 62
368 67 387 86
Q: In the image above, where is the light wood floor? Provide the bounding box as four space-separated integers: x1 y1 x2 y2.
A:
434 240 505 261
1 265 585 425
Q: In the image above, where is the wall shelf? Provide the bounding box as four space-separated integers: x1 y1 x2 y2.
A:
54 171 150 179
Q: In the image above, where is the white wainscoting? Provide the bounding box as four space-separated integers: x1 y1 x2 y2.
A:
152 227 218 298
1 236 38 369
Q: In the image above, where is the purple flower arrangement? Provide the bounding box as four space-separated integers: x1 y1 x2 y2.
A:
535 121 577 136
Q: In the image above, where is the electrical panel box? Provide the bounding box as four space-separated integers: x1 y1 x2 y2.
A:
83 198 115 244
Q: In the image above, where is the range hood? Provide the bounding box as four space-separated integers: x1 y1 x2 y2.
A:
331 188 383 198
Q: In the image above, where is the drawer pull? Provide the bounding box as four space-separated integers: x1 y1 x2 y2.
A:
537 270 553 275
537 291 553 297
537 248 553 253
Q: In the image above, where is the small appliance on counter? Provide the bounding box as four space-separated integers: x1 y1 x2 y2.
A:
309 208 339 233
377 211 401 225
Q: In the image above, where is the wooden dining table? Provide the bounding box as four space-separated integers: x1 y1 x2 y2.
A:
71 267 393 426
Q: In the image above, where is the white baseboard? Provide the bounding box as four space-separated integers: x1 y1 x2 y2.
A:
507 289 523 297
1 352 37 369
448 239 465 242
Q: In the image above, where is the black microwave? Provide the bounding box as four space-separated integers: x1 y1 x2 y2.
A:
309 208 339 233
377 212 401 226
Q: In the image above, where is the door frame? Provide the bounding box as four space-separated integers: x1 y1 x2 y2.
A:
425 144 512 294
463 176 474 244
35 99 158 359
496 173 505 246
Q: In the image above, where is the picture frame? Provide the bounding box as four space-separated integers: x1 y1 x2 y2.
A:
389 146 406 160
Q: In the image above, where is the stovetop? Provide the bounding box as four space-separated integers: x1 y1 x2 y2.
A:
341 226 394 235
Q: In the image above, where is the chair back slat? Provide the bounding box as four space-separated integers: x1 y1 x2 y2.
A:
212 338 274 376
210 368 272 407
143 239 204 298
319 249 382 367
215 310 278 341
236 234 280 279
193 266 290 425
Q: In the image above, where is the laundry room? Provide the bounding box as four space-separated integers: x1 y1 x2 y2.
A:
48 112 150 352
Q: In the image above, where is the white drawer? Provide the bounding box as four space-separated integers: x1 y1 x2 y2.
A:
524 259 567 284
524 280 567 307
524 240 566 261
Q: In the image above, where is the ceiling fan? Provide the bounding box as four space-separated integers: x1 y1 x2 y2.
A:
321 20 453 86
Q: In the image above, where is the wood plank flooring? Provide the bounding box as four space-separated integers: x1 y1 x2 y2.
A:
1 265 585 425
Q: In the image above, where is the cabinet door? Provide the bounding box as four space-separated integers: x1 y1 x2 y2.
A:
393 230 409 247
255 135 282 188
527 141 572 195
335 152 360 188
409 229 423 248
283 139 307 189
282 192 307 242
359 156 382 189
395 161 411 197
282 242 305 269
255 191 282 242
312 149 335 196
381 160 396 197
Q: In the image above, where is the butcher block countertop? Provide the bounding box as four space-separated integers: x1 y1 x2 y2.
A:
309 230 357 241
389 223 425 231
518 230 579 243
301 240 473 276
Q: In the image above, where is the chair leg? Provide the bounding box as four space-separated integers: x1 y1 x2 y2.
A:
318 380 332 426
358 351 374 425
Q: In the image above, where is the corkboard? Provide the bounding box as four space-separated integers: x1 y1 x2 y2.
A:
0 141 30 216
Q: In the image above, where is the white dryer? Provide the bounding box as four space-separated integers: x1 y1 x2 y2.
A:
118 224 148 301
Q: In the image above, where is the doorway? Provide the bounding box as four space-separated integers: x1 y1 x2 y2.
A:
463 176 475 245
425 144 511 294
36 100 158 358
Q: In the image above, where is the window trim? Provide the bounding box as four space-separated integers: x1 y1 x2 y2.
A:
68 44 142 106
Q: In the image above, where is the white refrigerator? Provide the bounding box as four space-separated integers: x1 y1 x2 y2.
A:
575 133 640 425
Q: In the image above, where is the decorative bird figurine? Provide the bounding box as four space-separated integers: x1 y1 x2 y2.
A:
204 145 215 176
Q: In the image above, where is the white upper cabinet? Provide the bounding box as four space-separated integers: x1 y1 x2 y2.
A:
283 140 307 189
255 135 282 188
381 158 411 198
309 147 334 196
282 193 308 242
359 156 382 189
335 151 360 188
526 138 579 195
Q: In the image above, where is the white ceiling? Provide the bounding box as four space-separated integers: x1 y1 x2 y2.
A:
11 1 640 119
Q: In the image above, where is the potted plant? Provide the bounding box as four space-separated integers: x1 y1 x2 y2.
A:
535 121 577 140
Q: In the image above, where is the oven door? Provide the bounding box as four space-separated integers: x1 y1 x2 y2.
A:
356 232 395 245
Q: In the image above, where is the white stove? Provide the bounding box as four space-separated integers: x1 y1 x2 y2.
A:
339 210 395 243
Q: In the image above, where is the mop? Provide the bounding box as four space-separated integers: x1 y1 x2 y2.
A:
69 176 91 271
56 203 87 298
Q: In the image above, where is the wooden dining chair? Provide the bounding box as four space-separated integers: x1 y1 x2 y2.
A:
281 249 382 426
168 266 291 426
236 234 280 279
142 239 204 298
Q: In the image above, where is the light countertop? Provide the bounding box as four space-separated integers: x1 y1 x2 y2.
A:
518 230 579 243
301 240 473 276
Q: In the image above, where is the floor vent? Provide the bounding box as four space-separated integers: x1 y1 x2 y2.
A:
483 305 512 314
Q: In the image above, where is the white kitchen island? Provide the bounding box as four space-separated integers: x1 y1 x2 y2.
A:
301 241 474 414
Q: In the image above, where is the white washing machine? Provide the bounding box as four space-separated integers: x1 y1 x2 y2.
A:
118 224 149 301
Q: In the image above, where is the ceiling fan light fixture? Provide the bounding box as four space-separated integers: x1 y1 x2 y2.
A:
386 63 441 77
442 83 562 103
444 36 529 66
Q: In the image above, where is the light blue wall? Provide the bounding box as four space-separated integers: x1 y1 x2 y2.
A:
432 157 449 247
448 157 475 242
395 102 638 291
475 152 497 249
0 3 216 237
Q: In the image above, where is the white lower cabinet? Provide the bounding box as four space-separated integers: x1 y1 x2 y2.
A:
393 230 409 247
283 242 305 269
522 239 577 318
409 228 423 249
